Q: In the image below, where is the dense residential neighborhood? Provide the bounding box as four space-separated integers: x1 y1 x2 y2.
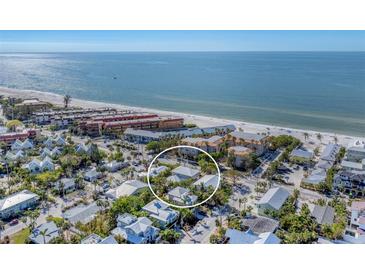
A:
0 95 365 244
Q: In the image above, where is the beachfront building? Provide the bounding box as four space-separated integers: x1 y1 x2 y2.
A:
4 98 51 120
167 187 198 206
142 199 179 227
343 201 365 244
62 202 101 225
257 187 290 216
105 180 147 200
227 146 253 169
0 190 39 219
225 131 269 156
225 228 280 244
124 124 236 144
181 135 225 155
111 213 160 244
29 221 60 244
347 141 365 162
333 170 365 198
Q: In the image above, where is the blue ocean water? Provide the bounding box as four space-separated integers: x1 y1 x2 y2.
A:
0 52 364 136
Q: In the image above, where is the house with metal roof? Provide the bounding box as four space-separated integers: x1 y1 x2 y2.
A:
193 174 219 189
225 228 280 244
142 199 179 227
171 166 200 181
0 190 39 219
309 204 335 225
62 202 101 225
257 187 290 215
320 143 340 162
29 221 60 244
290 149 313 163
84 169 102 182
167 186 198 206
105 180 147 200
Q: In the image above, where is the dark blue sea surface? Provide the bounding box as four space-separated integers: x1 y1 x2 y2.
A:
0 52 364 136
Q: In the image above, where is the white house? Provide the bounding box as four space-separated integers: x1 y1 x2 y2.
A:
167 187 198 206
193 174 219 189
103 160 128 172
257 187 290 215
44 135 67 148
142 199 179 227
0 190 39 219
84 169 102 182
105 180 147 200
343 201 365 244
23 156 55 173
150 166 168 177
11 139 33 151
41 147 61 159
111 213 159 244
5 150 24 161
81 234 118 244
225 228 280 244
169 166 200 181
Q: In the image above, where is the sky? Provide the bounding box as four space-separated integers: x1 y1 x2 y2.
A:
0 30 365 52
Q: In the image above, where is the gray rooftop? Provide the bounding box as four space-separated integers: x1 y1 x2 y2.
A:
291 149 313 159
230 131 266 142
29 221 59 244
310 205 335 225
172 166 200 178
62 202 101 224
257 187 290 210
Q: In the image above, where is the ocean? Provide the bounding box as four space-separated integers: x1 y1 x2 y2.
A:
0 52 364 136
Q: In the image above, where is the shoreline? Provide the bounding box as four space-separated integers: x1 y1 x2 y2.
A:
0 86 364 148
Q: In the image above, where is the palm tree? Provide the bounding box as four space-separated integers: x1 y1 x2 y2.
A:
63 94 71 109
316 133 322 143
39 228 52 244
303 132 309 141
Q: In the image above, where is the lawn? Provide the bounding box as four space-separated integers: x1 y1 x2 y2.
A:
10 227 30 244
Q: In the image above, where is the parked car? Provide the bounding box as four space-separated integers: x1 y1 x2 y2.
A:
9 219 19 226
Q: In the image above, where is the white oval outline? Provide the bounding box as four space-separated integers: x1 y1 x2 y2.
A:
147 145 221 209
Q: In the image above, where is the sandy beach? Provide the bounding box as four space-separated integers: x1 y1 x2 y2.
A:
0 86 363 148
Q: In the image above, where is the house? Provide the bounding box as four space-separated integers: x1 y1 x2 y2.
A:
103 160 128 172
333 170 365 198
320 143 340 162
54 178 76 194
84 169 102 182
105 180 147 200
167 187 198 206
142 199 179 227
41 147 61 159
341 159 365 172
226 131 269 156
257 187 290 215
347 141 365 162
29 221 60 244
0 190 39 219
11 138 33 151
124 128 163 144
302 169 327 186
290 149 313 163
149 166 168 177
227 146 253 169
62 202 101 225
241 216 279 234
343 201 365 244
76 143 96 155
81 234 118 244
111 213 160 244
193 174 219 189
23 156 54 173
170 166 200 181
309 204 335 225
5 150 24 161
225 228 280 244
